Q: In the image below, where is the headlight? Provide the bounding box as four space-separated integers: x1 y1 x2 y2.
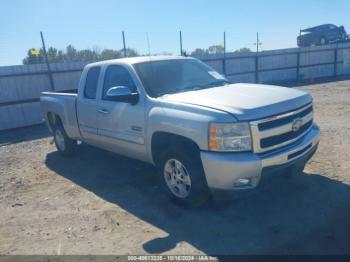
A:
209 122 252 152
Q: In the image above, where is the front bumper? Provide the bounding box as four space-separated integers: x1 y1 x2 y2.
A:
200 124 320 191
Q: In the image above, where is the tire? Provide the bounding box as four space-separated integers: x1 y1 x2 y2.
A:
53 124 77 156
157 146 210 206
320 37 327 45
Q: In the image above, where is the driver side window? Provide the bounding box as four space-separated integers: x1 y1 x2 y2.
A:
102 65 136 100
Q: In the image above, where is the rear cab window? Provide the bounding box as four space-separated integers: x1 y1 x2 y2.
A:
84 67 101 99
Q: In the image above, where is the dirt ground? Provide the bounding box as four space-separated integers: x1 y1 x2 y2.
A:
1 80 350 255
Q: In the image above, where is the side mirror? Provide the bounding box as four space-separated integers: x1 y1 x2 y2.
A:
106 86 139 104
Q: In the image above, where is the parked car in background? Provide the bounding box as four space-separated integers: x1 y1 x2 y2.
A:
297 24 348 47
40 56 320 206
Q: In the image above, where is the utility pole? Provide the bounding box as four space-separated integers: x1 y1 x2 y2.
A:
180 31 183 56
223 32 226 75
40 31 55 91
253 32 262 83
146 32 151 56
223 32 226 54
254 32 262 53
122 31 127 57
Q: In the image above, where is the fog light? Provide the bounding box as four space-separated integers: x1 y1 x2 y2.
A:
234 178 251 187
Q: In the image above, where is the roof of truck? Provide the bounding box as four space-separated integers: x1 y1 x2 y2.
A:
86 55 194 67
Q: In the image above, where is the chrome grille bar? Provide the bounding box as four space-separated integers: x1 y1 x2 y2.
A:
259 112 313 139
250 103 313 153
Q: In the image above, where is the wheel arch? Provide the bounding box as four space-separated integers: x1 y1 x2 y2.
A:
151 131 201 165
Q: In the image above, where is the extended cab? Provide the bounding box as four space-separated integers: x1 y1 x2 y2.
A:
41 56 320 205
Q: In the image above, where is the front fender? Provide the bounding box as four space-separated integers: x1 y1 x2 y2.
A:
146 102 235 162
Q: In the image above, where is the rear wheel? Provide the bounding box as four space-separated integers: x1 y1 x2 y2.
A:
157 146 210 206
53 124 77 156
320 37 327 45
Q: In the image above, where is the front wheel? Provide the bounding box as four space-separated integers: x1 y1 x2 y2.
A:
157 146 210 206
53 124 77 156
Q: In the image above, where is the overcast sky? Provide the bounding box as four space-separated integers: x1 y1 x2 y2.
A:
1 0 350 66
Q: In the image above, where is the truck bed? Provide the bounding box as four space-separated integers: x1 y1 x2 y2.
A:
54 89 78 94
42 89 78 95
40 90 81 140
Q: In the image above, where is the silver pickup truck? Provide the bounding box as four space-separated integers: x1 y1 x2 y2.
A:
41 56 320 205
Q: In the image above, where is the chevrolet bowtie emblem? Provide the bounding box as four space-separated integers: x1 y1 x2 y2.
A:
292 118 303 132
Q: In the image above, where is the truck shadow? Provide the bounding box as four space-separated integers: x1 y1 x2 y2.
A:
45 143 350 255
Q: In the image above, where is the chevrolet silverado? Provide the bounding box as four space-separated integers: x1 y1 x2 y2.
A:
40 56 320 205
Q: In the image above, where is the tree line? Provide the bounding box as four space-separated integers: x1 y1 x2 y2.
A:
190 45 251 56
22 44 251 64
23 45 139 64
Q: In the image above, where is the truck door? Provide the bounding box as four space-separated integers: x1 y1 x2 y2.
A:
76 66 101 144
96 64 147 161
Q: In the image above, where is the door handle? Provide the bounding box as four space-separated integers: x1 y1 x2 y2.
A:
98 108 109 114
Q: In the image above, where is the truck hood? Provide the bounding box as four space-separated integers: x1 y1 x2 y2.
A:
160 83 312 121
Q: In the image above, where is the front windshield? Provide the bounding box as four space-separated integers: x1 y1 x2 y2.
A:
133 59 230 97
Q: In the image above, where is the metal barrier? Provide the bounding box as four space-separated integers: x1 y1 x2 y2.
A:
1 43 350 130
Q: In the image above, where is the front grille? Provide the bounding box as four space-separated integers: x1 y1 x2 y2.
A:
260 120 312 148
258 106 312 131
250 103 313 153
